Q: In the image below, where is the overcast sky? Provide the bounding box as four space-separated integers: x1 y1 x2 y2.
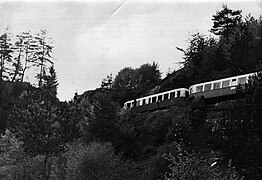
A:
1 0 261 101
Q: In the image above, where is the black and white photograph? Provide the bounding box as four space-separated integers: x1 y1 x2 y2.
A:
0 0 262 179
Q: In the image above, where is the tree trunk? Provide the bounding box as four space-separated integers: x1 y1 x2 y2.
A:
21 45 29 82
12 48 22 82
43 154 49 180
38 42 45 87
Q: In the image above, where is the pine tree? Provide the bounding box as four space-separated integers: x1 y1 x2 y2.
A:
101 73 113 89
211 5 242 37
43 65 58 97
29 30 54 87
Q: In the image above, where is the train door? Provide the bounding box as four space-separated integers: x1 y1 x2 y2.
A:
231 78 237 86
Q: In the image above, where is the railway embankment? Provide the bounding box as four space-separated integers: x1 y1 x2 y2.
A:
124 91 261 179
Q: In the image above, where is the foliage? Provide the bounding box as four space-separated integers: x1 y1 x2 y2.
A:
0 131 65 180
42 65 59 97
65 142 146 180
7 68 81 179
115 106 192 161
161 143 243 180
0 130 26 173
101 73 113 89
183 33 218 83
112 62 161 104
166 5 262 91
83 91 120 145
33 30 54 87
0 130 43 180
8 88 81 156
206 75 262 179
0 29 54 84
211 4 242 37
136 62 161 92
0 81 29 132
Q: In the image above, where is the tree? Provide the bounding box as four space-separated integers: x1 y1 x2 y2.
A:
42 65 58 97
10 37 23 82
230 15 260 74
112 67 139 104
85 92 119 144
32 30 54 87
211 5 242 37
101 73 113 89
13 31 36 82
113 67 138 91
137 62 161 93
0 32 13 82
112 63 162 104
210 5 242 75
0 29 55 84
183 33 218 83
8 85 82 180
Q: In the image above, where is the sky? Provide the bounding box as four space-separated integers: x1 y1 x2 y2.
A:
0 0 261 101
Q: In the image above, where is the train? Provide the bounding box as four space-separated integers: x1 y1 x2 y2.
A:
124 72 257 111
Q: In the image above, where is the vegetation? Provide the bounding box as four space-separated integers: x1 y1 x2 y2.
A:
110 62 161 104
1 4 262 180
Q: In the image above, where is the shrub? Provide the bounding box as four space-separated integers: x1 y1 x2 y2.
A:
65 142 146 180
160 143 243 180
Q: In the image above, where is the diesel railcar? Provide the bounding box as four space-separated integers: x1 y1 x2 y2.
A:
189 72 255 98
123 88 189 109
124 72 257 111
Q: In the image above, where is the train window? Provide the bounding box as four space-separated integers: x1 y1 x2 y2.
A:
238 77 246 85
170 92 175 98
232 79 236 82
204 84 212 91
131 102 134 107
136 100 140 106
152 96 157 103
196 85 203 92
164 93 169 100
213 82 221 89
142 99 146 105
127 103 131 108
222 80 230 88
177 91 180 97
158 95 163 101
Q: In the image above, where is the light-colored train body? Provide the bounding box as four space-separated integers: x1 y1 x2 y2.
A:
124 72 257 110
124 88 189 109
189 72 256 98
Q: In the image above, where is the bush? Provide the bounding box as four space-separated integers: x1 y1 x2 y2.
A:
160 143 243 180
65 142 146 180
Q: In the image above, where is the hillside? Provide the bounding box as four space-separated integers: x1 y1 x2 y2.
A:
1 4 262 179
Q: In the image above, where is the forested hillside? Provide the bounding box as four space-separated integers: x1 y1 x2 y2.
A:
160 5 262 93
1 5 262 180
